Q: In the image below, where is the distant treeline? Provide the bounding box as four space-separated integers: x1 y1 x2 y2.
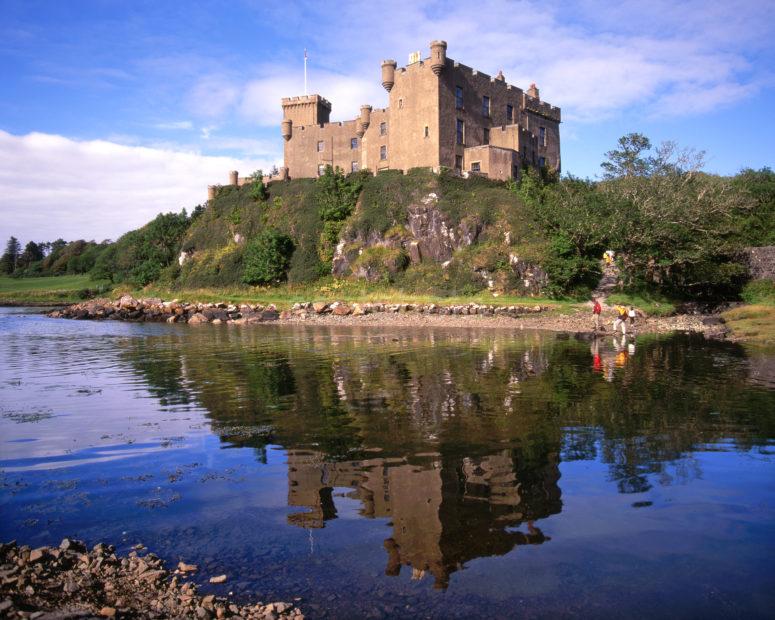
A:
2 134 774 303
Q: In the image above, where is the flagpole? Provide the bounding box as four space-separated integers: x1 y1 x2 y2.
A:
304 49 308 95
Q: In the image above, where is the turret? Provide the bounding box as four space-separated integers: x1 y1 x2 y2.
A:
281 118 292 141
229 170 239 186
207 185 217 201
527 83 540 99
357 104 372 137
381 60 397 92
430 40 447 75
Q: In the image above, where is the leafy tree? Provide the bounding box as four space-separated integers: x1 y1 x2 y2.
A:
314 166 364 270
600 133 654 179
243 229 295 284
316 165 363 221
190 204 206 222
248 170 268 201
1 236 21 274
16 241 43 270
91 211 190 286
732 167 775 246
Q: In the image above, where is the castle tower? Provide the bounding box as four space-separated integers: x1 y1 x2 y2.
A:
430 40 447 75
281 94 332 127
357 104 372 138
381 60 397 92
527 83 540 99
229 170 239 186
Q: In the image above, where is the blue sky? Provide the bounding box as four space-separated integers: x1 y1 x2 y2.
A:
1 0 774 243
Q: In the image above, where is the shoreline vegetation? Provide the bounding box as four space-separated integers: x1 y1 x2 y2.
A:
0 539 303 619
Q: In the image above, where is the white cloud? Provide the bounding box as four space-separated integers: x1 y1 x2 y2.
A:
186 74 241 119
0 130 273 244
154 120 193 130
224 0 772 124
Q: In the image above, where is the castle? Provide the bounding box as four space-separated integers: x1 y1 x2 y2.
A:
209 40 560 197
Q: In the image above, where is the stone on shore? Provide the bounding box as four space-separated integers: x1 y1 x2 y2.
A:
188 313 209 325
0 538 302 619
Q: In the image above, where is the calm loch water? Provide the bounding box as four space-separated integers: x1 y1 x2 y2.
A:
1 307 774 618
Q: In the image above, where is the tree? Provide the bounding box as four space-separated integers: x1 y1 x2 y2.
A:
316 165 362 221
17 241 44 270
243 229 295 284
248 170 267 201
1 236 21 274
600 133 654 179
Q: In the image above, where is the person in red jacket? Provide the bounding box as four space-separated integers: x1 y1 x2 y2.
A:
592 298 602 331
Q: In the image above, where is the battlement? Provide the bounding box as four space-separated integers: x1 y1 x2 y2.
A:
523 95 561 122
281 94 332 109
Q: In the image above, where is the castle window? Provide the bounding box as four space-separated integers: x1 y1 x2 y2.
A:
483 128 490 145
506 104 513 122
456 119 464 145
351 137 358 149
455 86 463 109
317 140 324 152
482 96 490 117
471 161 481 172
380 122 387 136
455 155 463 171
380 145 387 160
539 156 546 168
399 98 403 109
540 126 546 146
424 125 429 138
352 161 359 172
318 164 326 176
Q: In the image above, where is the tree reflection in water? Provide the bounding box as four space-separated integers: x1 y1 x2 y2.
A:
120 325 775 587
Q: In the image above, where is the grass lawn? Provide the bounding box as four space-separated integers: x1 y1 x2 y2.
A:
0 275 111 304
722 304 775 345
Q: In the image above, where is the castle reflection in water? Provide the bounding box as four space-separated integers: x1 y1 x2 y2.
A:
286 448 560 589
119 325 772 591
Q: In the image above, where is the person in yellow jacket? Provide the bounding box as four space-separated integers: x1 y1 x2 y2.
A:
613 305 628 335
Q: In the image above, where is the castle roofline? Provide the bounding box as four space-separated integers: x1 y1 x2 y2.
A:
281 94 332 109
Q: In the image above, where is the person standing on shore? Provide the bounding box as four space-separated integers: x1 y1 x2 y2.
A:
628 306 637 328
592 298 602 331
613 305 628 335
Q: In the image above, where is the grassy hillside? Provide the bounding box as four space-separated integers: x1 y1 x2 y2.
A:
169 169 548 298
0 275 110 304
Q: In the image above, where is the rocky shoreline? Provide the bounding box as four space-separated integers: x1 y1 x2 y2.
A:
46 295 731 339
48 295 548 324
0 539 302 619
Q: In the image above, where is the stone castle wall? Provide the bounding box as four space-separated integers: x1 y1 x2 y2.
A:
744 246 775 280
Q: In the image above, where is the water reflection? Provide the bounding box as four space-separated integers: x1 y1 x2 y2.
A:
285 448 560 589
2 312 774 617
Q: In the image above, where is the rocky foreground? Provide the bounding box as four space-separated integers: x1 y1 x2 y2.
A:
0 539 302 619
49 295 547 324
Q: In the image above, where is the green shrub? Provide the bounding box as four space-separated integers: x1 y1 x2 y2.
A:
741 279 775 305
243 229 295 284
351 246 408 282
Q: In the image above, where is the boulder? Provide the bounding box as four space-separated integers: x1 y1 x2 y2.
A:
333 303 352 316
312 302 329 314
118 295 139 310
188 313 209 325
